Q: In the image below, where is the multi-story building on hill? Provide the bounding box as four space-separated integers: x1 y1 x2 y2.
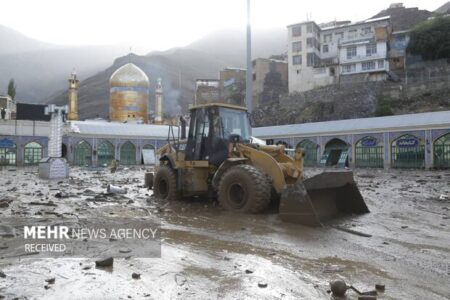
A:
287 16 391 93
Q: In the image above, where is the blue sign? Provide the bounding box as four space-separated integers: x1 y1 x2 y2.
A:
123 105 140 112
396 137 419 148
361 137 378 147
0 138 15 148
110 86 149 93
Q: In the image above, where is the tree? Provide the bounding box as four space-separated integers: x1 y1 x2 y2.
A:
407 17 450 60
374 96 393 117
7 79 16 100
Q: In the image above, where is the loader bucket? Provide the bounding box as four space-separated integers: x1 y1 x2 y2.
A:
279 171 369 227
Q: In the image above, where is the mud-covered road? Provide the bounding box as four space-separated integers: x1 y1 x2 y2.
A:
0 166 449 300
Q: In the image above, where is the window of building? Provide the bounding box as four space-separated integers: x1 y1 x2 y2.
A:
293 55 302 65
377 60 384 68
292 41 302 52
395 35 406 42
362 27 372 35
335 32 344 39
323 44 329 53
323 34 332 43
252 73 256 80
24 142 42 165
306 38 319 49
342 64 356 73
307 24 312 33
292 26 302 37
366 44 377 56
307 53 320 67
348 29 357 38
362 61 376 71
330 67 336 76
346 46 357 59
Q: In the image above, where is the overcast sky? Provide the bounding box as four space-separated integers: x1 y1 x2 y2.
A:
1 0 444 53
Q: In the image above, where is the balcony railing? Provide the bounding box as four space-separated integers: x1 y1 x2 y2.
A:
341 53 385 63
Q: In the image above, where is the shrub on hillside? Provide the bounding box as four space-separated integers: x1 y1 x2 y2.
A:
407 17 450 60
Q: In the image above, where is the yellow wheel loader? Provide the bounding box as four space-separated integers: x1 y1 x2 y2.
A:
151 103 369 226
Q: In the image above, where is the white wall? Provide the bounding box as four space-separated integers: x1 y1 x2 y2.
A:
0 120 50 137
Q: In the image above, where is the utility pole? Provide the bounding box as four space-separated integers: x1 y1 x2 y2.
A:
246 0 253 113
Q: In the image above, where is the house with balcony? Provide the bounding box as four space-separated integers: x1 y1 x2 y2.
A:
287 16 391 93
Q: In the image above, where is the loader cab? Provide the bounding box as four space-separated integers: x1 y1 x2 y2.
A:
185 104 251 166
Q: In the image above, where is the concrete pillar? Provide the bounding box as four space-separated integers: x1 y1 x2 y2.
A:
66 137 72 163
425 129 432 169
16 136 23 166
349 134 355 169
115 139 120 161
383 132 390 169
136 143 141 165
92 138 97 167
318 136 325 166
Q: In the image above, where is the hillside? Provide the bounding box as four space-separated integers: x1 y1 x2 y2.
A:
435 1 450 14
371 4 433 31
251 79 450 127
0 25 55 55
185 27 286 66
0 25 128 103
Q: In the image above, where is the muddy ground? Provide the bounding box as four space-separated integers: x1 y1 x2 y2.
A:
0 166 449 300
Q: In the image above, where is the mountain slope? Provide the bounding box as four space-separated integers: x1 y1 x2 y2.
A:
371 5 433 31
435 1 450 14
0 25 55 55
0 25 128 103
185 27 286 66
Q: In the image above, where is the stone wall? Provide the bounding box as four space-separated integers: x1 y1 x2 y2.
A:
251 62 450 127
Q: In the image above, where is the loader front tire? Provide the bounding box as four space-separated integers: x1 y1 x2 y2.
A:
154 165 178 201
218 164 271 213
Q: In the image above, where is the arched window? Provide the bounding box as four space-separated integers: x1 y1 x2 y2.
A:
0 139 16 166
97 141 114 166
391 134 424 169
73 141 92 166
296 139 317 166
320 138 349 167
24 142 43 165
355 136 383 168
433 133 450 169
120 141 136 165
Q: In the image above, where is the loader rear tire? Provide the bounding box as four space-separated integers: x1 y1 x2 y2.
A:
218 164 271 213
154 165 178 201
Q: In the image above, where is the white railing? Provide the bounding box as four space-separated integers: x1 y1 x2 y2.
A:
341 53 385 63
